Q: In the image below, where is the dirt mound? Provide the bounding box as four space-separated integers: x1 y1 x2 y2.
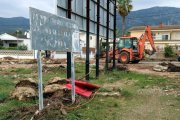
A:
47 77 67 85
15 78 38 89
43 59 66 64
153 62 180 72
116 64 129 71
11 87 37 100
5 102 67 120
159 62 180 72
11 78 38 100
44 84 66 94
3 56 15 60
18 59 37 64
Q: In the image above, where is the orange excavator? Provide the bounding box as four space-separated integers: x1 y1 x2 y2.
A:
109 25 156 64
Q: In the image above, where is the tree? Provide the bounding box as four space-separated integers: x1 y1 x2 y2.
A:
117 0 133 36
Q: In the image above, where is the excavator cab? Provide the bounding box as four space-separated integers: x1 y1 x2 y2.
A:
117 37 138 51
116 37 139 64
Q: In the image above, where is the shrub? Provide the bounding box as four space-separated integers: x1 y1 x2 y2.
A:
164 45 174 57
17 44 27 50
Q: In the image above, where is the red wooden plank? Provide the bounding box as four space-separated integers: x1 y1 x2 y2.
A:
65 84 93 97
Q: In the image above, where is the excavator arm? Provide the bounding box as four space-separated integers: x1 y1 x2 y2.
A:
138 26 156 59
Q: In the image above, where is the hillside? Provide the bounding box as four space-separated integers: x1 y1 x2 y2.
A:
116 7 180 31
0 17 29 34
1 7 180 34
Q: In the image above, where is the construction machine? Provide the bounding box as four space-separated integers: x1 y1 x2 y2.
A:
108 25 156 64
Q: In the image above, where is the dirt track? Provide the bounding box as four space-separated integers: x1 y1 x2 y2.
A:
127 63 180 79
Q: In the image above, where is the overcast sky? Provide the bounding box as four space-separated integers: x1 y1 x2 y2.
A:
0 0 180 18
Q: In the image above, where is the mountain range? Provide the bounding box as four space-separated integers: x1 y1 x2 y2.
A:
0 17 29 34
117 7 180 31
1 7 180 34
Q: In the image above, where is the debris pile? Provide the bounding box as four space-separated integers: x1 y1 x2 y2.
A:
116 64 129 71
5 102 67 120
108 64 129 71
11 78 38 100
9 77 100 119
44 77 67 97
153 62 180 72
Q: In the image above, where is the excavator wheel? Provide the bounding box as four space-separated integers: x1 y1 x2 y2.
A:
119 51 130 64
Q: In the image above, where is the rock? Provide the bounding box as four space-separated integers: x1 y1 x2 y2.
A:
97 92 121 97
10 62 15 64
153 65 168 72
44 84 66 94
11 87 37 100
47 77 66 85
154 62 180 72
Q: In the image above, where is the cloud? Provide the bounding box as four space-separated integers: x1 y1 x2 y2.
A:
0 0 55 18
0 0 180 17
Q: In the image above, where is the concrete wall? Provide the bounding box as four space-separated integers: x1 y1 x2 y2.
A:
171 31 180 40
21 39 31 50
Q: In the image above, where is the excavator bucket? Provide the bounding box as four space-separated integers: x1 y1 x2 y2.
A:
145 49 155 55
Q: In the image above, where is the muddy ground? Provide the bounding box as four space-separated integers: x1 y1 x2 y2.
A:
0 59 179 120
0 58 179 80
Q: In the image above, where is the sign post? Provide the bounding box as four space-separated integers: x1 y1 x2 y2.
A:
30 7 80 110
71 53 75 102
37 50 43 110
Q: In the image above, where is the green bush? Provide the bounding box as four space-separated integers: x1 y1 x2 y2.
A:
0 46 17 50
17 44 27 50
164 45 174 57
0 46 5 49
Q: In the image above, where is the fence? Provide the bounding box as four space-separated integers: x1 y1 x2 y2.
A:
0 50 35 59
0 50 96 59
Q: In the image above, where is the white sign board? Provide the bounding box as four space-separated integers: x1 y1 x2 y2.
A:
30 7 80 52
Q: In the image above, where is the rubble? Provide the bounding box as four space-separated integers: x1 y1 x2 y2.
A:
153 62 180 72
153 64 168 72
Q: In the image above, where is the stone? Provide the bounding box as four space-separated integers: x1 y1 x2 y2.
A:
44 84 66 94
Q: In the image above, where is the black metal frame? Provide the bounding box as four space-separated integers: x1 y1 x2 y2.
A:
105 0 110 71
67 0 72 79
86 0 90 80
113 0 117 68
57 0 117 80
96 0 100 78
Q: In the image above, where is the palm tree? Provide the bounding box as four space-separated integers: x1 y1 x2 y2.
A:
117 0 133 36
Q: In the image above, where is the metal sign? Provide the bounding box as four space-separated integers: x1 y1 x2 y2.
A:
30 7 80 52
30 7 79 110
57 0 115 38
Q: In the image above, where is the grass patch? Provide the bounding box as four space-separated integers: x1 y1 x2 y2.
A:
92 70 168 88
67 96 122 120
120 88 133 98
0 76 15 102
10 68 34 74
0 100 36 120
0 63 177 120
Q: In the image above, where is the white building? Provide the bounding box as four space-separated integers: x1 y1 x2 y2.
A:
0 33 31 50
